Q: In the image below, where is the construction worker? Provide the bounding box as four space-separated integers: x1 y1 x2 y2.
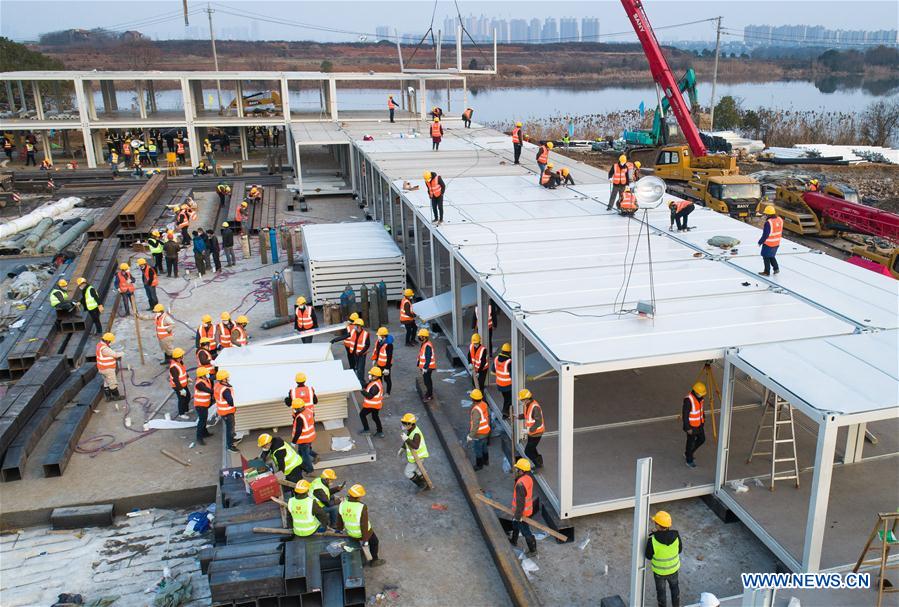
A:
536 140 553 177
203 138 214 164
462 107 474 128
399 288 417 346
645 511 682 607
472 300 498 353
417 328 436 401
221 222 236 267
607 154 634 211
808 178 819 192
371 327 394 395
424 170 446 225
215 370 238 453
235 201 250 229
248 184 263 205
494 343 513 418
387 95 398 123
333 313 360 369
218 312 235 349
310 469 343 527
76 277 103 334
511 121 523 164
758 205 783 276
259 433 304 488
115 263 136 316
430 117 444 151
163 233 180 278
632 160 643 181
290 398 317 473
540 162 560 189
216 181 231 206
2 136 13 162
49 278 76 315
519 389 544 468
499 458 538 557
399 413 430 491
620 187 638 216
147 230 164 272
288 480 329 536
96 332 124 402
560 167 575 186
193 367 214 445
669 199 694 231
24 140 36 166
154 304 175 364
294 296 317 343
148 138 159 166
359 367 385 437
350 318 370 384
286 372 319 414
468 333 489 391
169 348 191 419
431 106 443 120
136 258 159 310
336 484 384 566
196 337 215 378
196 314 218 351
175 138 186 164
233 315 249 346
683 382 706 468
192 230 208 276
468 389 491 470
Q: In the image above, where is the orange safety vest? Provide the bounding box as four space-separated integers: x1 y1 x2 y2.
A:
218 322 233 348
198 323 217 346
293 407 316 443
236 206 248 222
95 342 117 371
621 190 637 210
674 199 692 213
399 297 414 322
352 328 369 355
475 305 495 330
472 401 490 436
462 109 472 120
764 217 783 248
176 142 185 154
493 355 511 387
469 343 487 371
418 341 436 369
430 122 442 138
512 473 536 517
155 312 173 339
214 382 236 416
177 211 189 229
388 98 397 109
343 325 357 350
687 392 704 427
362 378 383 410
537 145 549 164
169 359 189 389
540 169 552 185
295 305 314 330
612 162 630 185
371 339 390 366
142 265 158 287
511 127 521 144
196 348 215 375
233 325 248 346
291 385 316 413
427 175 443 198
117 270 135 294
194 377 212 408
525 400 544 436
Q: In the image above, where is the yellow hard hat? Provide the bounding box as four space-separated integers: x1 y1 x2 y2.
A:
433 117 439 122
515 121 522 127
518 389 532 400
296 296 306 305
237 315 248 324
388 94 393 98
119 263 129 271
501 343 511 353
349 312 359 321
401 413 417 424
202 314 212 323
348 484 366 498
692 382 707 397
220 311 231 321
514 458 532 472
196 367 210 377
151 230 160 237
199 337 212 345
291 398 306 409
153 303 165 312
547 163 554 169
546 141 554 149
321 468 337 480
295 372 307 383
216 369 230 381
172 347 185 358
619 154 627 163
241 201 248 207
257 433 273 448
76 277 86 285
57 279 68 288
561 168 569 176
635 161 642 168
810 179 819 184
294 479 311 493
354 318 364 326
764 205 776 215
652 511 673 528
222 221 229 228
377 327 388 336
136 258 146 266
368 367 383 377
423 171 432 181
404 288 414 297
102 332 115 343
471 333 481 344
470 389 483 401
418 328 429 338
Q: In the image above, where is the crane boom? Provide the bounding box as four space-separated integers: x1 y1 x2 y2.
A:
620 0 708 157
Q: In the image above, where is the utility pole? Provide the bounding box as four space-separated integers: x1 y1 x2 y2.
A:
708 16 722 131
206 2 223 112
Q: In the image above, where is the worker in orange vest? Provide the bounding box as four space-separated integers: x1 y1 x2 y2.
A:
619 187 638 216
195 314 218 352
96 332 124 401
359 367 385 437
332 312 360 368
294 296 317 343
417 328 436 401
540 162 560 189
536 141 553 178
217 312 235 349
683 382 707 468
518 389 545 469
286 372 319 414
607 154 634 211
758 205 783 276
511 121 523 164
468 333 489 391
115 262 136 316
350 318 370 384
290 398 317 474
153 303 175 364
430 118 444 151
498 458 538 557
136 257 158 310
423 170 446 225
462 107 474 128
215 369 239 453
387 95 398 123
193 367 215 445
233 315 249 347
169 347 192 419
196 337 216 378
399 288 417 346
807 179 819 192
371 327 394 395
235 201 249 228
468 389 491 470
493 343 513 418
669 199 695 231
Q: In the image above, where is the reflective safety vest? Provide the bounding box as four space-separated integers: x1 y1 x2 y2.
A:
540 169 552 185
196 348 214 375
343 325 357 350
233 325 248 346
621 189 637 210
111 152 119 163
194 377 212 408
462 109 472 120
764 217 784 248
49 288 66 308
176 142 185 154
339 500 370 539
474 305 495 330
388 98 397 109
177 211 189 229
674 199 692 213
198 323 217 346
217 322 233 348
537 145 549 164
399 297 414 322
525 400 545 436
310 476 330 507
512 473 536 518
236 206 248 221
169 359 188 389
404 426 429 463
686 392 704 427
203 141 212 153
472 401 490 436
427 175 443 198
123 144 132 156
493 355 511 387
155 312 173 339
82 285 100 311
214 382 235 415
148 143 157 153
142 265 158 287
288 495 320 537
511 127 521 144
96 342 117 371
147 237 163 254
650 535 681 576
295 305 314 330
293 407 316 444
469 343 487 371
372 339 390 366
291 385 316 412
362 378 383 410
117 270 135 294
418 341 436 369
430 122 442 138
352 329 369 355
273 441 302 475
612 163 630 185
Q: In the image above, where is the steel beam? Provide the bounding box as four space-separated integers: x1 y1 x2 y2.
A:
630 457 652 607
558 364 575 518
802 416 838 571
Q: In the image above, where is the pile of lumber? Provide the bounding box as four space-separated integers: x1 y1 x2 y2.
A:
118 173 166 229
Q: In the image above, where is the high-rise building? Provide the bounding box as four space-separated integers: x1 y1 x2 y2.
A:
510 19 528 43
491 19 509 43
443 17 457 40
528 18 541 43
375 26 391 42
541 17 558 43
560 17 579 42
582 17 600 42
744 24 896 47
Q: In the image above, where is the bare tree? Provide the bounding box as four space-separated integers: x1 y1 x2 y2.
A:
860 100 899 147
120 39 162 71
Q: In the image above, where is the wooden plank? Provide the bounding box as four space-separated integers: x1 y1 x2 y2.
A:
50 504 114 529
474 493 569 542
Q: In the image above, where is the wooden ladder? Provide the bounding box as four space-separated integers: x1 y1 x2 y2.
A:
853 512 899 607
746 388 800 491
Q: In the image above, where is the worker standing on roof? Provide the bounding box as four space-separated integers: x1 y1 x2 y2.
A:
294 296 317 343
424 170 446 225
499 458 538 557
399 288 417 346
115 263 136 316
536 141 553 178
371 327 394 396
758 205 783 276
399 413 430 491
350 318 370 384
540 162 560 189
311 469 343 527
259 433 304 489
196 314 218 352
683 382 706 468
290 399 316 474
288 480 329 536
607 154 634 211
417 328 436 401
49 278 76 315
359 367 385 437
76 277 103 335
494 343 513 418
468 389 491 470
560 167 575 186
215 370 239 452
154 304 175 364
808 179 819 192
631 161 643 181
669 199 695 231
430 118 444 151
193 367 214 445
216 182 231 206
468 333 489 391
511 122 523 165
387 95 398 123
462 107 474 128
217 312 235 349
169 348 192 420
337 484 385 566
96 332 124 402
136 258 158 311
519 389 544 469
645 511 683 607
147 230 164 272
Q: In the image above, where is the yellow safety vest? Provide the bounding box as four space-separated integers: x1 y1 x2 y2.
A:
273 442 302 476
404 426 429 463
288 496 320 537
310 476 330 507
339 500 370 539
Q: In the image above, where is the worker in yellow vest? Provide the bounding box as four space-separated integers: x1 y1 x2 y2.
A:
399 413 430 491
336 484 385 567
287 480 328 537
758 205 784 276
258 433 304 490
310 468 344 527
644 510 682 607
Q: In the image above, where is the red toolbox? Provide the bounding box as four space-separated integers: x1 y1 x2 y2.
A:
248 472 280 504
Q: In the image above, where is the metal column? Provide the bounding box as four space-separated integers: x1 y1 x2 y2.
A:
418 78 427 120
450 257 463 348
31 81 44 120
180 78 199 170
328 79 338 120
630 457 653 607
801 416 838 571
558 365 575 518
135 80 147 119
510 320 526 449
714 357 736 490
413 216 424 289
72 78 97 168
842 423 866 464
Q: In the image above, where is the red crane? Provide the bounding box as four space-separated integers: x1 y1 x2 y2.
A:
620 0 708 157
803 191 899 244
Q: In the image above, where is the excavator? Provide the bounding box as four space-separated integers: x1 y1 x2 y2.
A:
623 68 699 147
227 90 282 113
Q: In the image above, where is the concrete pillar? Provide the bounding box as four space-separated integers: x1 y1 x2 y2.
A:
181 78 199 169
6 81 17 112
418 78 426 120
73 78 97 168
190 80 205 116
135 81 147 119
32 81 45 121
39 131 52 164
146 80 157 113
239 127 249 161
100 80 118 111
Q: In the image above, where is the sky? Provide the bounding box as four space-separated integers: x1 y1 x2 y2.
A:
0 0 897 42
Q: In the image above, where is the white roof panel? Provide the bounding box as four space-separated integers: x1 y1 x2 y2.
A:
227 360 361 407
302 222 402 262
290 122 350 145
214 343 332 367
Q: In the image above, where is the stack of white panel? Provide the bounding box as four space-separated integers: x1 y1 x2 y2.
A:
302 222 406 305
